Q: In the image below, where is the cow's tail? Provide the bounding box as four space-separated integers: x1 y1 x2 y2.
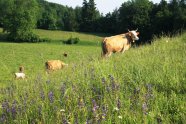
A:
101 38 107 57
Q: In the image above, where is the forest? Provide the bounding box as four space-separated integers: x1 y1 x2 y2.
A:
0 0 186 43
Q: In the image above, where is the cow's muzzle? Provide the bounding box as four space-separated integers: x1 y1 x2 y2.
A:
134 37 139 41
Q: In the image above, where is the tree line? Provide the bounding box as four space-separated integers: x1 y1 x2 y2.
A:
0 0 186 43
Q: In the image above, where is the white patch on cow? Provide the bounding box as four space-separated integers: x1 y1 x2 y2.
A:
130 31 139 40
15 72 25 79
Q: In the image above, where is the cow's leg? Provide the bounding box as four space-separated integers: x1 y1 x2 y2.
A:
101 52 106 58
107 52 112 57
121 49 125 53
102 52 111 57
121 47 125 53
46 69 51 74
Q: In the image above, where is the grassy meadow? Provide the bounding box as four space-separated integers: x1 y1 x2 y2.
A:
0 28 186 123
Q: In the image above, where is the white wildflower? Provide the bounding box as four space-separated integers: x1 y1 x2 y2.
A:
60 109 65 112
113 107 119 111
118 115 122 119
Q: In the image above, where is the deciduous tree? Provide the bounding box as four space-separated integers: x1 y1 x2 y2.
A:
0 0 39 42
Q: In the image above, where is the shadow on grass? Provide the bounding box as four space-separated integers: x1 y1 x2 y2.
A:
44 40 101 47
78 31 112 37
77 40 101 47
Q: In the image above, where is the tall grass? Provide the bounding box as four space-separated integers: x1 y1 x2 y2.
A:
0 29 186 123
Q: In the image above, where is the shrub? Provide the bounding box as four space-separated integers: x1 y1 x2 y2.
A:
63 37 80 44
6 33 50 43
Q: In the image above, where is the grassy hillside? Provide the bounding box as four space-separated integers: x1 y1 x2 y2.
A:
0 29 186 123
34 29 105 46
0 28 105 46
34 29 105 41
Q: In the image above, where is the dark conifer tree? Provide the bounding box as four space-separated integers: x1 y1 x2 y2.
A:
80 0 98 32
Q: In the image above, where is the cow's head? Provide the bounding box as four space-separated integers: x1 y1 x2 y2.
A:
128 29 139 42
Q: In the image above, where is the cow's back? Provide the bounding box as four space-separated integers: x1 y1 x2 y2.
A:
46 60 62 70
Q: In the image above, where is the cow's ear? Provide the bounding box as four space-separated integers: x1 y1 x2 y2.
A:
136 32 139 35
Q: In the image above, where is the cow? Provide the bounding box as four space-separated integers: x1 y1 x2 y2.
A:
19 66 24 72
15 66 26 79
63 52 68 57
101 29 139 57
15 72 26 79
45 60 68 71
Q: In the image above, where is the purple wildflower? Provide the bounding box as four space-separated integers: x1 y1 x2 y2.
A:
48 91 54 103
2 100 10 113
92 100 99 112
157 115 162 124
30 99 36 105
17 105 22 114
40 90 45 100
62 117 69 124
38 105 42 117
117 98 121 109
74 114 79 124
142 102 148 115
102 113 106 118
85 119 93 124
7 87 14 97
60 83 66 97
11 100 17 119
106 85 111 92
134 87 140 94
78 97 84 108
108 74 120 91
112 83 118 91
53 106 58 112
102 104 108 113
145 83 154 100
101 77 106 84
108 74 114 79
46 79 51 84
108 74 114 82
146 83 152 92
0 114 6 123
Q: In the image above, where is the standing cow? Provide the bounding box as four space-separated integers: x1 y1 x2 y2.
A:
101 29 139 57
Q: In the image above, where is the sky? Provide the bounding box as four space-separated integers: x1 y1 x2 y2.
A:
46 0 165 15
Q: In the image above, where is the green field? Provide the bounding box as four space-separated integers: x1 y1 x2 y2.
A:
0 29 186 123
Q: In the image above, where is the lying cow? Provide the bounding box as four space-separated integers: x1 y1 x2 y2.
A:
15 72 25 79
101 29 139 57
15 66 26 79
45 60 68 71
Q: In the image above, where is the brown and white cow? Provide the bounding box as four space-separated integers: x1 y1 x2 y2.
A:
15 66 26 79
101 29 139 57
45 60 68 71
